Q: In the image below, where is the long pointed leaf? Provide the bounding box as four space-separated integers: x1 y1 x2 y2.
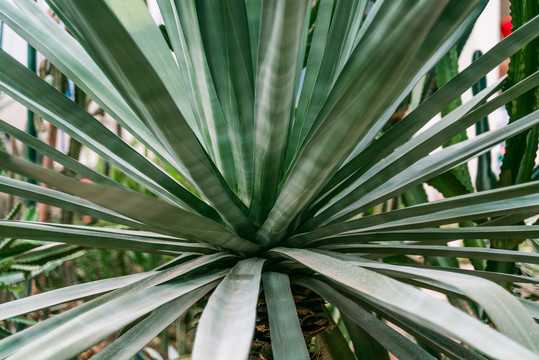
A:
0 254 235 358
338 257 539 348
0 119 118 187
294 277 435 360
262 272 309 360
192 258 265 360
322 14 539 202
0 220 217 255
0 175 141 228
250 0 309 224
312 73 539 226
270 248 539 358
0 0 182 174
8 275 222 360
0 272 152 321
259 1 451 244
292 181 539 244
159 0 238 192
196 0 255 202
0 151 259 254
293 226 539 248
48 0 255 235
91 285 212 360
0 48 214 216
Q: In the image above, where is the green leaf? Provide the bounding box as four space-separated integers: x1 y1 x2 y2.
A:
285 0 367 170
258 2 475 243
0 254 234 358
342 315 390 360
305 76 504 224
427 172 471 198
101 0 198 140
0 120 118 187
192 258 265 360
0 175 141 229
0 151 259 255
8 242 77 264
0 250 86 286
244 0 261 74
319 105 539 226
0 48 214 217
284 0 334 171
336 279 488 360
310 70 539 226
250 0 309 224
295 277 435 360
7 274 222 360
519 298 539 321
3 202 22 221
48 0 254 235
319 14 539 211
401 185 428 208
262 272 309 360
396 263 538 285
0 220 218 255
5 317 37 326
91 285 212 360
322 243 539 264
270 248 539 358
196 0 255 202
291 181 539 243
0 272 152 320
0 0 181 171
338 256 539 348
156 0 238 194
343 0 489 166
292 225 539 248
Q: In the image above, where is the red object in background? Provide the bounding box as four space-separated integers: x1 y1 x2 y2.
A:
81 178 93 224
501 15 512 38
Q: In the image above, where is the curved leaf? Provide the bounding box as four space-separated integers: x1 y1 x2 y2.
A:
0 151 259 255
0 254 235 358
192 258 265 360
0 220 218 255
91 285 213 360
48 0 255 236
294 276 436 360
270 248 539 358
7 274 222 360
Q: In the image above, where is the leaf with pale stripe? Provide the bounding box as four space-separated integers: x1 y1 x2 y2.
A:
270 248 539 359
192 258 265 360
262 272 309 360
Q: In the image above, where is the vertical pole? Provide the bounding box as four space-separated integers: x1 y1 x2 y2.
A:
26 46 37 164
26 1 38 204
0 20 4 49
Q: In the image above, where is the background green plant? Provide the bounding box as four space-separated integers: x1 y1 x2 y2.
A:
0 1 538 359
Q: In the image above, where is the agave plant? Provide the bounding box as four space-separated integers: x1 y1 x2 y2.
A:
0 0 538 359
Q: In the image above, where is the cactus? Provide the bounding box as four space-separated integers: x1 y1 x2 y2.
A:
472 50 497 192
427 46 474 196
499 0 539 187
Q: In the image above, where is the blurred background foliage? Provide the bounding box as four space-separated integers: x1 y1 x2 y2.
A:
0 0 537 359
